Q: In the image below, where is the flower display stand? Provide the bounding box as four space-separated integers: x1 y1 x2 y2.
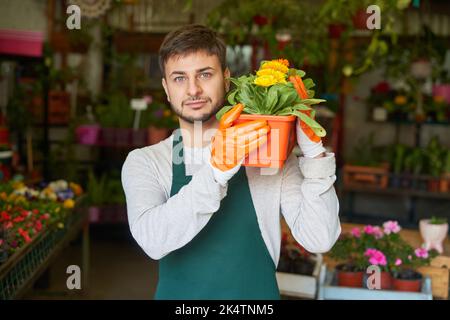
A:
317 265 433 300
0 209 89 300
276 254 322 299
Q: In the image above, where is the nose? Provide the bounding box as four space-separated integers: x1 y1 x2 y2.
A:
187 77 203 97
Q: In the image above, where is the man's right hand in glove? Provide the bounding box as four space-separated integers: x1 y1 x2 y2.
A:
209 103 270 185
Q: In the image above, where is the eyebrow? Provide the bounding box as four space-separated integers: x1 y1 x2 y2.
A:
169 67 215 77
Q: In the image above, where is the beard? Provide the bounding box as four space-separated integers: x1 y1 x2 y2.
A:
170 96 225 124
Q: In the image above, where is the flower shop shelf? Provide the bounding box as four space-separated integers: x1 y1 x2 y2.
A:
317 265 433 300
276 254 323 299
0 210 89 300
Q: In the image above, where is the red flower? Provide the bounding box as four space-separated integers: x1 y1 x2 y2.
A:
372 81 390 94
18 228 32 243
35 220 42 232
32 209 39 215
21 210 30 217
13 216 25 223
1 211 11 221
4 221 13 229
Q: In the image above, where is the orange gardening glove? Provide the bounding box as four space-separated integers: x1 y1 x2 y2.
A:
210 103 270 172
289 75 326 158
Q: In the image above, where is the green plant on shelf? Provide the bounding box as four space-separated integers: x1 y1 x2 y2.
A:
391 144 408 175
85 170 125 207
429 216 448 225
425 136 445 178
348 132 383 167
443 149 450 174
403 147 424 176
96 92 134 128
86 170 108 207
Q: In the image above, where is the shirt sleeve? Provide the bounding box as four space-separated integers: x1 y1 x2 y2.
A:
121 149 228 260
280 152 341 253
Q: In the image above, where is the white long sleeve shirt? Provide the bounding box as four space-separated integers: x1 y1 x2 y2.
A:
121 134 341 266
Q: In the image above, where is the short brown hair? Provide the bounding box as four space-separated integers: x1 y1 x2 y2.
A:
158 24 227 78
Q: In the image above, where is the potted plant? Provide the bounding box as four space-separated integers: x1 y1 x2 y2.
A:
403 147 426 191
419 216 449 254
390 245 438 292
84 169 107 223
75 105 101 145
142 100 177 145
216 59 326 168
440 149 450 193
343 133 390 189
425 136 444 192
97 92 135 146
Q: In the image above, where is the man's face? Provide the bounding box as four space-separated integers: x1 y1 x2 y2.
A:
162 50 230 124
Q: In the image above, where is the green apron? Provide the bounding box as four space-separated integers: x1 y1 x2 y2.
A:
154 129 280 300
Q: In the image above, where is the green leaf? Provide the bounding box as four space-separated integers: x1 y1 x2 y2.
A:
227 89 237 105
293 111 327 137
307 90 315 98
265 85 279 114
300 98 326 105
291 103 313 111
216 105 234 120
303 78 315 89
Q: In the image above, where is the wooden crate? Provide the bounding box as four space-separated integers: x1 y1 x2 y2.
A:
276 254 322 299
318 265 433 300
343 163 390 189
418 256 450 300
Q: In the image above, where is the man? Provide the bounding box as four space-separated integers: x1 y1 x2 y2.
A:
121 24 341 300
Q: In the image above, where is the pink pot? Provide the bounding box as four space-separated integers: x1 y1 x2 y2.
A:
433 84 450 105
75 125 101 145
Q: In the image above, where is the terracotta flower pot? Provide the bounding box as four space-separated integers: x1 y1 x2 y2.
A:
379 272 393 290
328 24 346 39
337 271 364 288
419 219 449 254
336 264 364 287
234 114 297 169
352 9 371 30
393 270 423 292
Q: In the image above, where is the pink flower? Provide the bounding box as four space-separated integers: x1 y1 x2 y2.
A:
415 248 429 259
364 249 387 266
408 255 412 260
363 225 375 234
364 248 378 257
364 225 384 238
351 227 361 238
395 258 402 266
383 220 401 235
143 95 153 105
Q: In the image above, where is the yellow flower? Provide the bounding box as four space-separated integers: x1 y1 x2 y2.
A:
12 181 25 190
163 110 172 117
0 192 7 201
57 222 64 229
63 199 75 209
69 182 83 196
394 95 407 105
254 75 279 87
254 68 287 87
260 59 289 74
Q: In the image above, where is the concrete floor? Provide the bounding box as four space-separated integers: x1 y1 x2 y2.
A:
24 224 159 300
